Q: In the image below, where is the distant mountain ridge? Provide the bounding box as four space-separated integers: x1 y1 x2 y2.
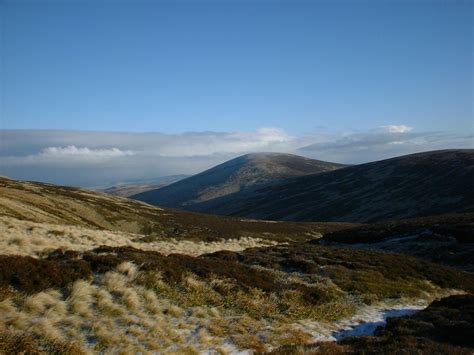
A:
131 153 346 212
97 175 190 197
221 149 474 222
133 149 474 223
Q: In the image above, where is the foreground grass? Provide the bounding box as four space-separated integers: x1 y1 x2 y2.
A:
0 262 337 353
1 241 473 353
0 262 458 354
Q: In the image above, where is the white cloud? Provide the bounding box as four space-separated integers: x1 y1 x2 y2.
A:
39 145 135 159
298 126 472 163
151 127 294 157
0 126 470 186
379 125 413 133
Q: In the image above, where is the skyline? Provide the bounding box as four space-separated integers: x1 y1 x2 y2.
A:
1 127 472 186
1 0 472 185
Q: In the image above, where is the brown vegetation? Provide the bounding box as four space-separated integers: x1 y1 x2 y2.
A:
270 294 474 354
322 213 474 244
0 255 92 294
320 213 474 272
0 329 84 355
1 241 472 353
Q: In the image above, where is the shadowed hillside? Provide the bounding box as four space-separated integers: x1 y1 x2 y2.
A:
318 213 474 272
131 153 345 213
172 150 473 223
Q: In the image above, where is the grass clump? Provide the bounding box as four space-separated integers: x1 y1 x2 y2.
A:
0 328 85 355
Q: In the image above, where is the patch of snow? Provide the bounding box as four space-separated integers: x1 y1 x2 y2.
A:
331 305 423 340
297 299 428 342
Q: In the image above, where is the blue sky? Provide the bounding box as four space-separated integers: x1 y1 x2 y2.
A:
2 0 472 134
0 0 472 185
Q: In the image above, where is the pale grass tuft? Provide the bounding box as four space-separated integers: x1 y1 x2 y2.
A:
24 290 61 315
140 289 163 315
29 318 65 342
116 261 138 279
68 280 94 318
0 216 280 258
197 328 215 346
0 299 17 315
95 289 125 316
94 323 121 346
103 271 129 294
122 288 142 311
166 304 184 317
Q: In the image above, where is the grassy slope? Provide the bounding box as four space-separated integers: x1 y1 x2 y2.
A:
0 176 355 242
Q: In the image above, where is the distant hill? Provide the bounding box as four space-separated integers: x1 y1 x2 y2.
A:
207 149 473 223
100 183 167 198
97 175 189 197
131 153 346 213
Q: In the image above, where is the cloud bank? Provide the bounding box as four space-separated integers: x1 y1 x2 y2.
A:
39 146 135 160
0 127 471 186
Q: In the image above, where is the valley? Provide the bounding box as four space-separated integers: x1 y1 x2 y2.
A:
3 1 471 353
0 150 473 354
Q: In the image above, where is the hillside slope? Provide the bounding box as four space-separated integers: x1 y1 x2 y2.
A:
132 153 345 213
0 176 354 242
178 149 474 223
1 176 473 354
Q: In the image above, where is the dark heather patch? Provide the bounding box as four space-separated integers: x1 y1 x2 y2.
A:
0 255 92 294
319 213 474 272
46 243 474 301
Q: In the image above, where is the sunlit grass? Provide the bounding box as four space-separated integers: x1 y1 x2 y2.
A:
0 216 279 258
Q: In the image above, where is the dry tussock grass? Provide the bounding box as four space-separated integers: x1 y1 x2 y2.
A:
0 258 465 354
0 216 279 257
1 216 471 353
0 261 359 353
